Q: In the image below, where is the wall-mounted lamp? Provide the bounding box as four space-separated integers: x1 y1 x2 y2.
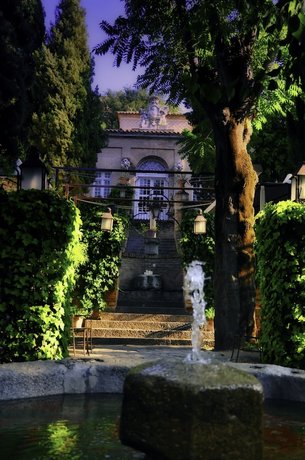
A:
194 209 207 235
19 149 48 190
291 163 305 201
101 208 114 232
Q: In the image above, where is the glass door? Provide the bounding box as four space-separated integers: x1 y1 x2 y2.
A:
134 175 169 220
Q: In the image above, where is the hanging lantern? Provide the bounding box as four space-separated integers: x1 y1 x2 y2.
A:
101 208 114 232
194 209 207 235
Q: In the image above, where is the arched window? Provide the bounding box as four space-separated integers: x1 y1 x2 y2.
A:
137 158 167 171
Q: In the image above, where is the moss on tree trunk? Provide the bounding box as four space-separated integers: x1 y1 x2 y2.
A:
213 113 257 350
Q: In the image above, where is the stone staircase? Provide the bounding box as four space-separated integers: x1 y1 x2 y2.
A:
85 221 215 348
117 221 185 314
85 312 214 347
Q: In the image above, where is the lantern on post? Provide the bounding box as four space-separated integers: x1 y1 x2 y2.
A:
101 208 114 232
194 209 207 235
295 163 305 201
19 148 48 190
150 201 161 220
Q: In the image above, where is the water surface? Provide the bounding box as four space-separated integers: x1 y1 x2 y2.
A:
0 394 305 459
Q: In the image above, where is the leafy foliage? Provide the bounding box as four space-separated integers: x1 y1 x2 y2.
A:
255 201 305 368
100 87 151 129
100 87 180 129
31 0 105 174
0 0 45 172
179 210 215 318
249 114 290 182
96 1 290 112
73 202 129 316
179 127 215 174
0 190 84 362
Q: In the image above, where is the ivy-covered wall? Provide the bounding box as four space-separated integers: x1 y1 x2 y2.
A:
0 190 83 362
73 202 129 316
179 209 215 318
255 201 305 368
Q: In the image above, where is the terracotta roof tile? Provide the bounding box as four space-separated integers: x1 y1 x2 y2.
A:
106 128 182 135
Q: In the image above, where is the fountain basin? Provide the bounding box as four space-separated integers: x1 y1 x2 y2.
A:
120 359 263 460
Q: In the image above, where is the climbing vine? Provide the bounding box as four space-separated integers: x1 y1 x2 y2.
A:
73 202 129 316
0 190 84 362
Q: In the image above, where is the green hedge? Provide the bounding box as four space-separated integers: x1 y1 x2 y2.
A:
255 201 305 368
0 190 83 362
179 209 215 319
72 202 128 316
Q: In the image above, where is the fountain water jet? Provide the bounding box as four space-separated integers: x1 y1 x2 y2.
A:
184 261 210 363
119 260 264 460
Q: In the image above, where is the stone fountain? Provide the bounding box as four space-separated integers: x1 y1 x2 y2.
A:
133 269 162 290
119 261 263 460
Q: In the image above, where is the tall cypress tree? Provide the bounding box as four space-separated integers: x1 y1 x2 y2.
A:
31 0 104 173
0 0 45 172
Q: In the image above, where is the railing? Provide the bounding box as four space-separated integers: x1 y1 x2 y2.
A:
52 166 215 220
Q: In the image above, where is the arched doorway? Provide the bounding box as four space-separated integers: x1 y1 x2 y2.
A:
134 157 169 220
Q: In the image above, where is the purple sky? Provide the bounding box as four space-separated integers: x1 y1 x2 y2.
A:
42 0 139 93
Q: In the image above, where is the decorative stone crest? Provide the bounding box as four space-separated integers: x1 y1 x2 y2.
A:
175 160 183 172
139 96 169 129
121 157 131 169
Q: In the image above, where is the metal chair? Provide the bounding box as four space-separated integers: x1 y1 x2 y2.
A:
71 319 92 357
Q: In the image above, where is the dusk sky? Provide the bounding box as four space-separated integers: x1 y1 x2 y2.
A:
42 0 139 93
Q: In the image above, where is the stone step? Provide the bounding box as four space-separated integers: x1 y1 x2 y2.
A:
90 328 193 340
87 312 192 322
117 290 184 309
87 320 192 331
75 336 215 347
117 301 184 310
116 306 188 315
124 237 177 256
90 337 194 346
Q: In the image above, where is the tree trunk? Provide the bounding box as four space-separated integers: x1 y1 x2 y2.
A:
212 114 258 350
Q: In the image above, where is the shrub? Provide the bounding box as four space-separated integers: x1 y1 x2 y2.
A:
0 190 84 362
254 201 305 368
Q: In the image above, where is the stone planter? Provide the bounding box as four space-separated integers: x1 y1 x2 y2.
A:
72 315 85 328
144 237 159 255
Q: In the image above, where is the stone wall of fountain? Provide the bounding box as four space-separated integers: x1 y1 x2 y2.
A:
120 360 263 460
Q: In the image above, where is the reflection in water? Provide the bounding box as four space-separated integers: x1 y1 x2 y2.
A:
0 395 305 459
264 399 305 460
0 394 144 459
